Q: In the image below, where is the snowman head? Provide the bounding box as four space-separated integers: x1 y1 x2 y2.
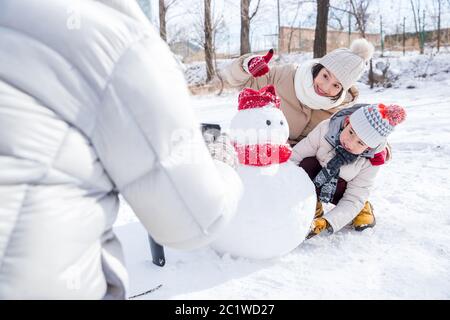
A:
229 85 289 145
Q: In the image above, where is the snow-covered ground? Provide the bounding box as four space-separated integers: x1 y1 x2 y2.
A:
114 52 450 300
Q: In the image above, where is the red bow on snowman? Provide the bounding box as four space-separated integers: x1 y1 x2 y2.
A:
237 85 281 111
233 85 292 166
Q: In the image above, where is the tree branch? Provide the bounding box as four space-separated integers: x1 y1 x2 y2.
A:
249 0 261 21
410 0 420 34
166 0 178 10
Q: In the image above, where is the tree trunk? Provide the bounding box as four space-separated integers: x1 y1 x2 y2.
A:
159 0 167 42
349 0 369 38
288 28 294 53
437 0 441 52
287 1 302 53
313 0 330 58
369 59 374 89
410 0 424 54
420 10 425 54
204 0 215 82
240 0 251 55
403 17 406 56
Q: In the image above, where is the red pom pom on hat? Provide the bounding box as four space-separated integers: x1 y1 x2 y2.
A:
238 85 281 111
378 103 406 126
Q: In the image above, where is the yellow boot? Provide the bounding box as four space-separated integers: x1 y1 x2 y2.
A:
315 201 324 219
352 201 376 231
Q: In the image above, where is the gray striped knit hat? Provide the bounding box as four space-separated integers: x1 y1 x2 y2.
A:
349 104 407 148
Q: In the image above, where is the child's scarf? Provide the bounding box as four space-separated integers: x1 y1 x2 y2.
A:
313 138 359 203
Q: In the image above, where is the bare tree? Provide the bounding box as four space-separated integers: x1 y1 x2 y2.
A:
328 1 354 45
314 0 330 58
349 0 370 38
328 14 345 31
436 0 442 51
204 0 215 82
240 0 261 55
188 0 225 83
410 0 426 54
159 0 178 42
348 0 374 88
287 1 303 53
438 0 441 51
429 0 443 52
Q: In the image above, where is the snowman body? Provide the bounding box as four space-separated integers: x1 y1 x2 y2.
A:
210 95 316 259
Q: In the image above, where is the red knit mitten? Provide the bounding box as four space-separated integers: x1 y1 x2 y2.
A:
248 49 274 77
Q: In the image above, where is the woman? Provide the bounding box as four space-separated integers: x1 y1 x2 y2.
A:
223 39 374 145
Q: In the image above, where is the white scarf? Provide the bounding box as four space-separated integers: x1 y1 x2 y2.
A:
294 60 346 110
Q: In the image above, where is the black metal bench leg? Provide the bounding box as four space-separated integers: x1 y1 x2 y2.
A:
148 235 165 267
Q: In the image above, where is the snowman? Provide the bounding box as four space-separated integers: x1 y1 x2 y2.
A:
210 85 316 259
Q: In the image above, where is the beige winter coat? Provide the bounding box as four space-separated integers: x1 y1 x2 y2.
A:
223 53 359 144
290 119 386 232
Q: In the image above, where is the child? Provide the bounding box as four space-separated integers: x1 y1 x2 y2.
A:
290 103 406 238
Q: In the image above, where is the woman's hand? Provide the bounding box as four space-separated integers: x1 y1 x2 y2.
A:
248 49 274 77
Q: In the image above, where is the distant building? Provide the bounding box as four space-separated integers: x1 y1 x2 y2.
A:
384 28 450 51
278 26 381 53
169 41 202 60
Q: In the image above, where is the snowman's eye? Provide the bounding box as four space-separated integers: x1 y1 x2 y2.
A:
280 120 284 125
266 120 271 126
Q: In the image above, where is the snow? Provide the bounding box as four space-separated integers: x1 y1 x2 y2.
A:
227 105 289 145
185 59 230 86
114 51 450 299
209 162 316 260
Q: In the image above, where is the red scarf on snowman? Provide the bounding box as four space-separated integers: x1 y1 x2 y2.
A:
233 85 292 166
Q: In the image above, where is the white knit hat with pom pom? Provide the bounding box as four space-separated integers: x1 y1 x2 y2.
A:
318 38 375 91
350 103 406 148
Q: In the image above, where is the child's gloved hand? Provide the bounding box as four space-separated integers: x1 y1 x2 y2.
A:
306 218 332 239
248 49 274 77
206 133 239 169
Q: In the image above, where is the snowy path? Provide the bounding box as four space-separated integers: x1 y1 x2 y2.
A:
115 78 450 299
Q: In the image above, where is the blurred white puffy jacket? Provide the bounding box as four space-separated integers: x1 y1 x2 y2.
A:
0 0 241 299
